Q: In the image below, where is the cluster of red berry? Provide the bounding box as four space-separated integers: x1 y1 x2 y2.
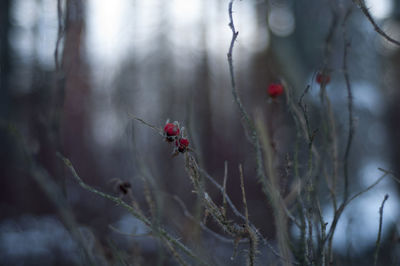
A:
266 73 331 98
163 121 189 154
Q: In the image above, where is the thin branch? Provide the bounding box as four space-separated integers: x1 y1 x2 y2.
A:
342 9 354 202
227 0 250 134
316 200 327 266
347 172 387 206
239 164 249 225
200 169 247 224
129 114 163 135
172 195 247 244
355 0 400 47
222 161 228 217
239 164 257 266
199 168 298 264
54 0 64 71
325 11 355 262
298 85 313 142
325 171 388 244
378 168 400 184
374 194 389 266
128 116 298 265
319 12 340 213
227 0 268 195
57 153 210 266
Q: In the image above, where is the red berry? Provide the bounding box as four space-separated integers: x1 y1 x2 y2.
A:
164 123 180 136
177 138 189 153
164 123 180 142
267 83 284 98
316 73 330 85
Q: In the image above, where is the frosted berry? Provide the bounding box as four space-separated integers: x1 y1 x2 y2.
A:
177 138 189 153
164 122 180 142
316 73 330 85
267 83 284 98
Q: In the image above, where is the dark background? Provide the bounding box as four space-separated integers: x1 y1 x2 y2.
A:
1 0 400 265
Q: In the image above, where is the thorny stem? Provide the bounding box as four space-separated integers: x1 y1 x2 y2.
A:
342 9 354 203
129 114 163 135
227 1 247 131
316 200 327 266
325 11 355 262
200 169 266 240
374 194 389 266
57 153 210 266
222 161 228 217
127 115 301 265
239 164 256 266
54 0 64 71
285 84 314 265
227 0 268 196
298 84 318 265
199 162 298 265
354 0 400 47
239 164 249 225
173 195 248 244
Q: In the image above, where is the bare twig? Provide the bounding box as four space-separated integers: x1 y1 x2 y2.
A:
347 173 387 206
57 153 210 266
316 200 327 266
200 168 252 229
354 0 400 47
222 161 228 217
325 171 388 245
239 164 257 266
129 114 163 134
378 168 400 184
298 85 313 142
227 0 268 196
239 164 249 225
129 116 298 264
255 115 294 266
227 0 250 135
325 11 355 262
342 9 354 202
55 0 64 70
173 195 247 244
374 194 389 266
199 168 298 264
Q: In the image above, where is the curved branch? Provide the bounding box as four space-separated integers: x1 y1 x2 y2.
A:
355 0 400 46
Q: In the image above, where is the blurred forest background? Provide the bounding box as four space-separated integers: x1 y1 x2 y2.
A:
1 0 400 265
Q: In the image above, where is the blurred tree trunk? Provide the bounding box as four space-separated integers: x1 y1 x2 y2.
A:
387 4 400 194
389 0 400 177
0 0 11 122
0 0 13 219
61 0 96 184
0 0 11 121
383 4 400 266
